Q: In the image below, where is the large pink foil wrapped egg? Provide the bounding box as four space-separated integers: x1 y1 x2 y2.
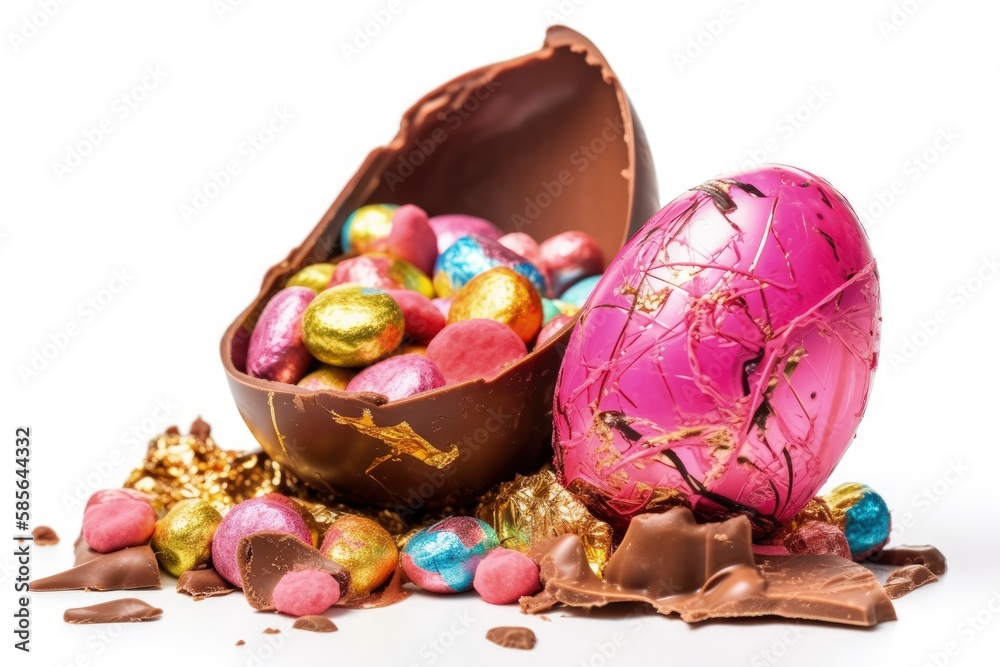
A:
554 165 880 537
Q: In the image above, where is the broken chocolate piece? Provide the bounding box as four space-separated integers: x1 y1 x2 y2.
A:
32 545 161 592
884 564 938 599
263 628 281 634
238 532 350 611
73 533 102 566
868 545 947 576
235 640 245 646
336 566 410 609
521 508 895 626
486 627 536 650
32 525 59 545
177 568 238 600
63 598 162 624
190 416 211 442
293 616 338 633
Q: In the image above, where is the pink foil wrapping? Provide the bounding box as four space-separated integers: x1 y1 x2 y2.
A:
554 165 880 536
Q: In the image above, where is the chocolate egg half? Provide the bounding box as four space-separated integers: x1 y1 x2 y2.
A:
221 27 658 509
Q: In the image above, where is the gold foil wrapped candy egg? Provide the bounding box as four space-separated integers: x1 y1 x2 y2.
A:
296 365 356 391
319 516 398 597
150 499 223 577
302 285 405 367
448 267 543 343
286 263 337 293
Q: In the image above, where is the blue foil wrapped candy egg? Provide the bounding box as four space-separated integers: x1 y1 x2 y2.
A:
400 517 499 593
433 235 548 298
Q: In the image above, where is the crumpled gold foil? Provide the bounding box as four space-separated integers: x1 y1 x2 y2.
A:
124 418 283 515
475 470 613 575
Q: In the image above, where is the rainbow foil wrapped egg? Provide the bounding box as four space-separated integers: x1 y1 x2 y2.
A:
554 165 881 536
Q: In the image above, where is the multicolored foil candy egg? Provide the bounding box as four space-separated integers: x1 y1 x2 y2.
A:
246 287 315 384
296 365 356 391
428 214 503 255
301 285 405 367
341 203 397 255
433 235 547 298
822 483 891 560
330 254 434 298
150 499 223 577
559 274 602 308
400 517 499 593
554 165 881 536
286 263 338 294
319 516 398 597
448 267 543 344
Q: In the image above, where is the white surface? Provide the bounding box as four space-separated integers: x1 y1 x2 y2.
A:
3 1 999 665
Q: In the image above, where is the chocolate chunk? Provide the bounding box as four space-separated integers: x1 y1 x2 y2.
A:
73 533 102 566
190 417 211 442
486 627 536 650
235 640 245 646
165 425 180 435
868 545 947 575
263 628 281 634
521 508 895 626
32 545 161 592
177 568 238 600
293 616 338 633
238 532 350 611
63 598 162 624
336 566 410 609
884 564 938 599
32 525 59 545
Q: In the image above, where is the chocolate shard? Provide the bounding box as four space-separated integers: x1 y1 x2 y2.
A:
235 639 245 646
177 568 238 600
884 564 938 599
486 627 536 650
521 508 896 627
32 525 60 545
73 533 102 566
238 532 350 611
32 545 161 592
868 545 947 576
263 628 281 634
293 616 338 633
336 566 410 609
63 598 162 624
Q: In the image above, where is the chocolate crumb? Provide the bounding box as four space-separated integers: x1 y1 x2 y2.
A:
165 425 180 435
486 627 536 650
235 640 245 646
293 616 338 633
64 598 162 624
884 564 938 599
263 628 281 634
32 526 60 545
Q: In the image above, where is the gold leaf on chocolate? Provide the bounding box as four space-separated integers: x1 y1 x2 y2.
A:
324 408 460 473
476 470 613 574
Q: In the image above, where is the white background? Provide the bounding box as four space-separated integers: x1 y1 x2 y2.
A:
3 1 999 666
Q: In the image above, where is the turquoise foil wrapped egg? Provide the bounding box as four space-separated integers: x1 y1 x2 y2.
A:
433 235 548 298
822 483 891 560
400 517 499 593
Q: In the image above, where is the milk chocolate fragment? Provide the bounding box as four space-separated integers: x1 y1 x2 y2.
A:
238 532 350 611
486 627 536 650
177 568 238 600
73 533 101 566
869 545 947 576
884 564 938 599
293 616 338 633
521 508 896 626
32 545 161 592
64 598 162 624
263 628 281 634
32 525 59 545
236 640 245 646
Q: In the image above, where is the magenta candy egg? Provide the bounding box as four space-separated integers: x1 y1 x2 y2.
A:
345 353 445 401
554 165 881 536
428 214 503 255
386 289 446 345
246 287 316 384
371 204 439 276
210 495 313 586
539 231 604 296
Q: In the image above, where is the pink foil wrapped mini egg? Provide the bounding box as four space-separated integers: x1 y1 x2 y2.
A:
554 165 881 536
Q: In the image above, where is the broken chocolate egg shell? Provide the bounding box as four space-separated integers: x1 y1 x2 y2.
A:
220 26 658 510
